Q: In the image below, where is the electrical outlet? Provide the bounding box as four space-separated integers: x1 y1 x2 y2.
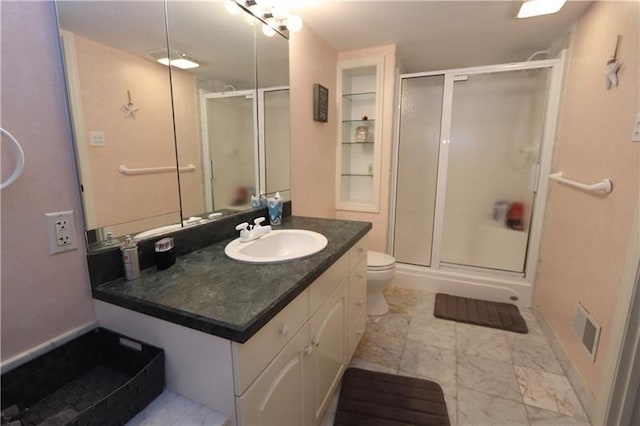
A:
45 211 78 254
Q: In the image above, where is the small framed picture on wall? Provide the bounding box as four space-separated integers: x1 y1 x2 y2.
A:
313 83 329 123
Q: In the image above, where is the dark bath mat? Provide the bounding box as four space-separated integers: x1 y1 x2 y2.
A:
434 293 528 333
334 367 450 426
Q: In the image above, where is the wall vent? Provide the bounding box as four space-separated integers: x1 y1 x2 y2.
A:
572 302 601 362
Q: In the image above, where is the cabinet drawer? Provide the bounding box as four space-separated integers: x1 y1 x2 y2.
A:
348 260 366 328
232 289 309 395
347 312 366 362
348 235 367 272
309 255 348 316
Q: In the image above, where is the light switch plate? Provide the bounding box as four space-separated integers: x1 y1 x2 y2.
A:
89 131 106 146
45 210 78 254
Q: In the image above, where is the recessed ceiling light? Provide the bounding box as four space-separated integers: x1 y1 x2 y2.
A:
517 0 567 18
157 57 200 69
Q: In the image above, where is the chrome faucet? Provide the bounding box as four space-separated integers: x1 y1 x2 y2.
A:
235 217 272 242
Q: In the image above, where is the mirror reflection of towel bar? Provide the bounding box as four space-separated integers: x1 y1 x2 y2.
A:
549 172 613 194
118 164 196 176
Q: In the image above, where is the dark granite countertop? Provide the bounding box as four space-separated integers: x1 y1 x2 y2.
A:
92 216 371 343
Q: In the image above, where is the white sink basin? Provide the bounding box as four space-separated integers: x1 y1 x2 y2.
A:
224 229 328 264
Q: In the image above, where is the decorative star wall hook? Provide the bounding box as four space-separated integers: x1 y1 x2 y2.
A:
604 35 622 90
122 90 139 118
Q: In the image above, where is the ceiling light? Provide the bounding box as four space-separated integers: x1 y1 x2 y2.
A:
517 0 567 18
285 15 303 32
156 52 202 70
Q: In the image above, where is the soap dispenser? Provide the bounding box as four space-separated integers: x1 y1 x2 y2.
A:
267 192 282 225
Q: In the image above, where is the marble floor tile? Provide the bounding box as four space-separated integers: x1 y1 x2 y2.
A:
507 317 548 346
399 338 456 385
515 366 587 419
366 307 411 340
406 314 456 351
353 329 405 371
456 352 522 402
526 405 591 425
456 323 511 362
457 387 528 426
383 286 431 314
126 391 228 426
510 339 564 375
349 357 398 374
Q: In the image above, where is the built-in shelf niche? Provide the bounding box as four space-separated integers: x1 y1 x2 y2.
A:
336 57 384 212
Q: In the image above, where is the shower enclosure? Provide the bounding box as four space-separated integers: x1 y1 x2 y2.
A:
199 87 290 211
390 55 565 306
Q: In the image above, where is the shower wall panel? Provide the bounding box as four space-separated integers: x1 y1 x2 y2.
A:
393 75 444 266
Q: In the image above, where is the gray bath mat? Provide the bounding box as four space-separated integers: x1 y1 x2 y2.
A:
434 293 528 333
334 367 450 425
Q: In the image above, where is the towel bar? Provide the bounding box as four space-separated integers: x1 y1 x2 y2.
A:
549 172 613 194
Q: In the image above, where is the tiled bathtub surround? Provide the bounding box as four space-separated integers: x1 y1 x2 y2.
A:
329 287 590 426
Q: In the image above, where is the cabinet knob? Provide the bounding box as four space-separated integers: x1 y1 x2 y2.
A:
357 274 364 280
358 247 364 254
312 338 320 347
278 324 289 336
357 301 363 306
303 345 313 356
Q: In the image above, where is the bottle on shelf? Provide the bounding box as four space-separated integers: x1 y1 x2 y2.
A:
355 115 369 143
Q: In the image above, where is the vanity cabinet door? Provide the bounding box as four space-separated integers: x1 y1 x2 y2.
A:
307 283 347 425
236 323 309 426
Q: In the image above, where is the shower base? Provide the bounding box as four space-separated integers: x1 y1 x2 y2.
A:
395 263 533 307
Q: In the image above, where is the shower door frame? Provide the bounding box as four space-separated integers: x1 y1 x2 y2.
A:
389 52 566 283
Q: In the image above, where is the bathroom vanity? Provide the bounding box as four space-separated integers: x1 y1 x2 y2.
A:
92 216 370 426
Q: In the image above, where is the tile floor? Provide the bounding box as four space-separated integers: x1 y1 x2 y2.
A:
323 286 591 426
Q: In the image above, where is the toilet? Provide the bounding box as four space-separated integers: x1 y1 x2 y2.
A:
366 251 396 316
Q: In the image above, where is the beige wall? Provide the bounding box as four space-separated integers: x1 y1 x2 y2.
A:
289 26 337 219
73 34 203 229
1 1 96 360
534 1 639 397
335 46 396 252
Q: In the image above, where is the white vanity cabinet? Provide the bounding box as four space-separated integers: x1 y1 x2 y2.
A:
347 237 367 360
235 252 355 426
307 281 347 424
94 234 368 426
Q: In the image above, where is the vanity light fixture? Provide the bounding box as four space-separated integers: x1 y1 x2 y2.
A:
229 0 303 35
517 0 566 18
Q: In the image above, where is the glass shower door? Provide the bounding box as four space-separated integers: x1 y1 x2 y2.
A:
393 75 444 266
440 68 549 273
206 95 256 210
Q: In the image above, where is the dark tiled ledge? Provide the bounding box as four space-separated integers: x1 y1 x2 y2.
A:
92 216 371 343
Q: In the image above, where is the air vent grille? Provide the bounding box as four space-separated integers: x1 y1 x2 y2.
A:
572 302 601 362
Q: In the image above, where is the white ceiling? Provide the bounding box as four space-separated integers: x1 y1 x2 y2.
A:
293 0 592 72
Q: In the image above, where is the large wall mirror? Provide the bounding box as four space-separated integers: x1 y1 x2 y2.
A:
56 0 290 252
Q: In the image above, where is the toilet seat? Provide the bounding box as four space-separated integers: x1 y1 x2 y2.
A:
367 251 395 270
